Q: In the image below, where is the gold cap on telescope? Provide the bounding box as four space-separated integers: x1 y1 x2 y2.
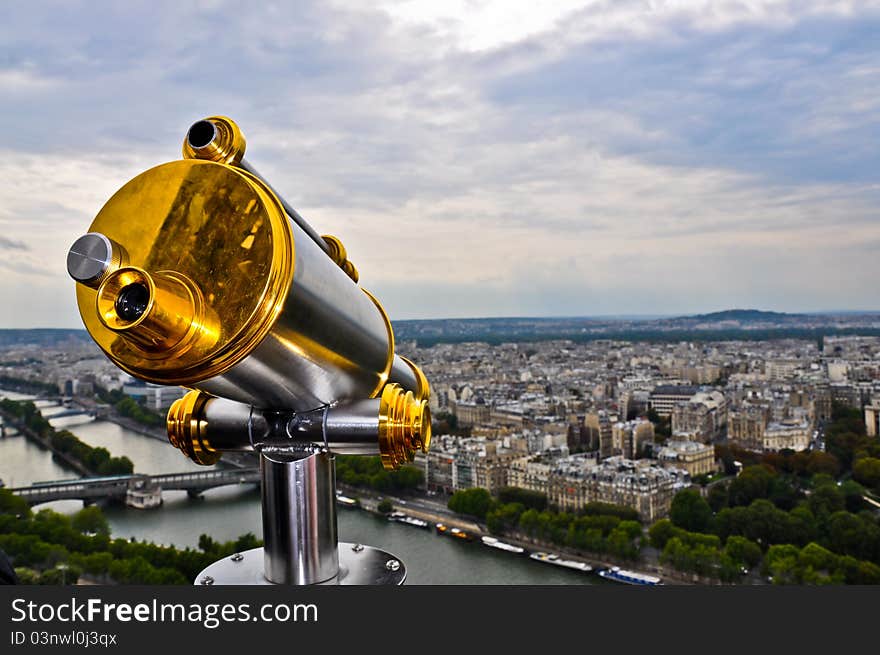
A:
73 159 294 385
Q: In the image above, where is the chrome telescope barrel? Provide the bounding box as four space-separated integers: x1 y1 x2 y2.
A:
166 385 431 469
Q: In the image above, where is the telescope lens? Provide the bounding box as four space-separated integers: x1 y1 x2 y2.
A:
187 120 216 149
115 283 150 322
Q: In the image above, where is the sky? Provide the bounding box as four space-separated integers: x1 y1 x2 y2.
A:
0 0 878 327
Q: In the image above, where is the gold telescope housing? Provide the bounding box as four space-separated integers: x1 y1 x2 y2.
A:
166 384 431 470
69 116 431 470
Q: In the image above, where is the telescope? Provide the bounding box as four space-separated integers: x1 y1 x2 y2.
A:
67 116 431 585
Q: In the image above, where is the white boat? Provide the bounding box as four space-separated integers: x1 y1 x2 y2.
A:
598 566 662 586
387 511 429 528
335 492 358 507
529 551 592 572
481 536 525 554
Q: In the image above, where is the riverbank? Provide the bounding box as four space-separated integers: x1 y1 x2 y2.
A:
337 484 707 585
0 407 91 476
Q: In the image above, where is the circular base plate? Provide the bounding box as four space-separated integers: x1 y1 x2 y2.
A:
195 543 406 586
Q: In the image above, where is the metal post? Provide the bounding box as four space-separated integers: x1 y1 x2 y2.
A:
193 447 408 586
261 449 339 585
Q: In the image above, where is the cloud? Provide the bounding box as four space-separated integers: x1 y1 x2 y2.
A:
0 236 29 251
0 0 878 327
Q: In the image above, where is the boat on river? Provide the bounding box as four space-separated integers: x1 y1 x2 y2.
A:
335 492 359 507
436 523 472 540
597 566 662 586
481 536 525 554
387 511 429 528
529 551 592 572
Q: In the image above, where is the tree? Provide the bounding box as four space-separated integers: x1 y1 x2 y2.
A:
764 544 800 584
707 483 729 512
447 488 493 520
0 489 31 518
377 498 393 514
581 502 639 522
497 487 547 511
607 526 639 560
198 534 217 553
807 482 845 519
486 502 525 535
853 457 880 492
728 465 775 507
839 480 866 513
670 489 713 533
648 519 679 549
724 535 761 569
71 506 109 536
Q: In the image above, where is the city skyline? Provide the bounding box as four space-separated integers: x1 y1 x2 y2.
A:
2 1 879 327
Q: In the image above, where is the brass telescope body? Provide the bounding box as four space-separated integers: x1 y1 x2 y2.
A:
69 116 431 472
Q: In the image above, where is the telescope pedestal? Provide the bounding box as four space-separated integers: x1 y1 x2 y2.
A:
195 544 406 586
194 450 407 586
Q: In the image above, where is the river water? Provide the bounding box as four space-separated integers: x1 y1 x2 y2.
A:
0 390 597 585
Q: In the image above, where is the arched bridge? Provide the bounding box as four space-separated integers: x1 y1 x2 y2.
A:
8 468 261 506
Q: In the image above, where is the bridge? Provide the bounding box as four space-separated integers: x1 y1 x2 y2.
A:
45 407 103 420
7 467 261 506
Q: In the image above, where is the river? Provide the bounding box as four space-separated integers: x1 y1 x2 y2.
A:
0 390 597 585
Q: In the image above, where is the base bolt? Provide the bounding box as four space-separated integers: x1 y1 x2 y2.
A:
385 559 401 572
231 553 244 562
200 575 215 585
352 543 364 553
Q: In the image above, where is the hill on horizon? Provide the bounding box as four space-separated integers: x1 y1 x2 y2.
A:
675 308 805 322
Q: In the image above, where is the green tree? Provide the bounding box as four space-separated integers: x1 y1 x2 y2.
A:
581 502 639 521
607 526 639 560
728 465 775 507
486 502 525 535
377 498 393 514
648 519 679 549
447 488 493 520
807 481 845 519
724 536 761 569
496 487 547 511
853 457 880 492
71 506 109 536
707 483 729 512
669 489 713 533
839 480 866 513
764 544 801 584
0 489 31 518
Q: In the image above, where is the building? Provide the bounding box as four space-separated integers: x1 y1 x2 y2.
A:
671 390 727 442
866 398 880 438
728 404 771 451
546 456 688 521
122 381 187 411
585 410 615 458
507 455 552 496
422 435 513 494
763 420 811 452
424 449 455 494
611 419 654 458
729 404 811 452
619 388 650 420
656 440 717 477
649 385 700 417
453 400 490 427
813 385 832 423
830 383 860 409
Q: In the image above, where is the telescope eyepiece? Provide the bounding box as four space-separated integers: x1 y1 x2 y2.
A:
187 120 217 149
115 282 150 322
182 115 246 164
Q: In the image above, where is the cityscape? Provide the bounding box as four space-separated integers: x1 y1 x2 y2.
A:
1 0 879 597
2 315 879 585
